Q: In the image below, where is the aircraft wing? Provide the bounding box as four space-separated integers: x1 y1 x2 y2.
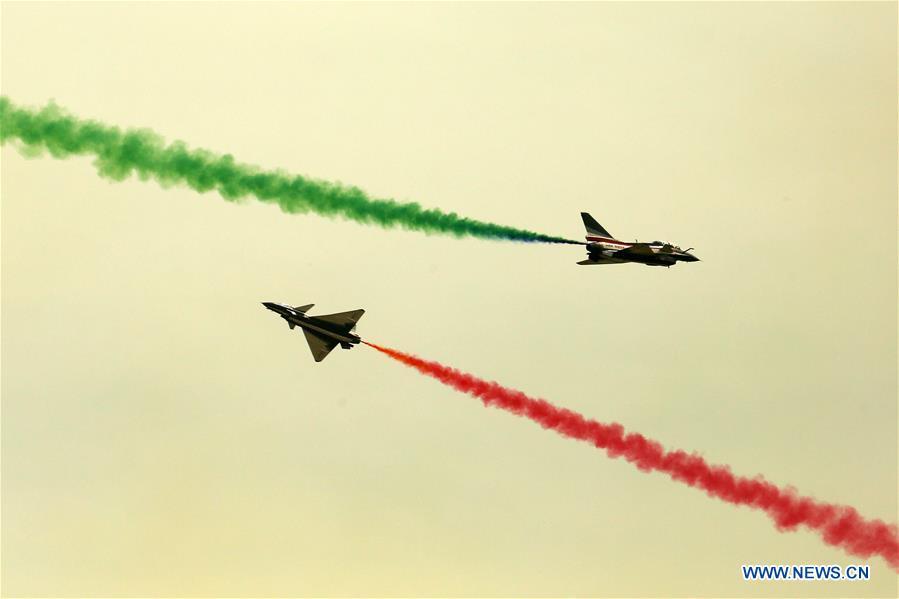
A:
302 328 340 362
314 309 365 331
614 244 656 258
577 258 620 265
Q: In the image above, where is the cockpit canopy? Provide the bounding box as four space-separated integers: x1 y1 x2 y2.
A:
650 240 686 252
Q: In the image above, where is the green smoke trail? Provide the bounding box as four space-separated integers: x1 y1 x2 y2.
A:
0 97 581 244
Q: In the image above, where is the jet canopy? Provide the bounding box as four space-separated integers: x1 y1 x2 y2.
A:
651 241 689 252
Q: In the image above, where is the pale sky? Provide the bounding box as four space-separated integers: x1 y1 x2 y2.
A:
1 2 896 597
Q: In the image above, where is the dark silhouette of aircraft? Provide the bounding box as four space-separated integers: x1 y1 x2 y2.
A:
577 212 699 267
262 302 364 362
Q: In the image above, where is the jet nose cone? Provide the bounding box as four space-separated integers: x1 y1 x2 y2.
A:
262 302 277 310
685 254 700 262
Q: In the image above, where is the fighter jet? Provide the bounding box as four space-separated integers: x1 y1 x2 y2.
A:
577 212 699 267
262 302 364 362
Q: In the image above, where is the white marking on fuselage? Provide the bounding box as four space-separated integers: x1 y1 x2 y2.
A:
585 236 632 247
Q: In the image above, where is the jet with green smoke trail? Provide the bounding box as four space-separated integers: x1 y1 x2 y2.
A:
0 97 580 245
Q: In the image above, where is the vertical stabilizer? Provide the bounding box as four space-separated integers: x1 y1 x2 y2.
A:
581 213 614 239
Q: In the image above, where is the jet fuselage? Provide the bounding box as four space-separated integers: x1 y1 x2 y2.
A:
585 236 699 267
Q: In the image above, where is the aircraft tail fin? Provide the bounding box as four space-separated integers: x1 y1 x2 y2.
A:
581 212 613 239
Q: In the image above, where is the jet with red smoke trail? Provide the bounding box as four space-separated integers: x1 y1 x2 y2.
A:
262 302 364 362
578 212 700 267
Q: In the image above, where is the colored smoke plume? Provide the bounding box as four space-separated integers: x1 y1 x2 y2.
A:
0 97 580 245
364 341 899 570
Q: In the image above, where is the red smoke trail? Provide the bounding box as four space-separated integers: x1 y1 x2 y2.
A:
363 341 899 570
